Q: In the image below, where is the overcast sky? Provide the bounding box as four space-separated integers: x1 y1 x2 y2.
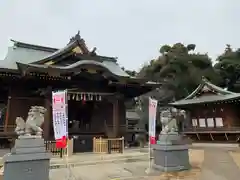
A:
0 0 239 70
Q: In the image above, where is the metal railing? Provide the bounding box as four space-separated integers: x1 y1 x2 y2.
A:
44 140 67 158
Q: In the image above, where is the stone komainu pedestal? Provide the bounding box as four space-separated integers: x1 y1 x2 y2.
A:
2 137 51 180
152 133 191 172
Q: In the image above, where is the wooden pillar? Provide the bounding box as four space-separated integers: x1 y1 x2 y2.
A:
112 99 119 138
4 96 11 132
43 98 51 140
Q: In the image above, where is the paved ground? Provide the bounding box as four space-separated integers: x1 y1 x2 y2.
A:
0 148 148 167
0 149 9 157
50 161 151 180
50 148 148 166
49 147 240 180
200 149 240 180
1 146 240 179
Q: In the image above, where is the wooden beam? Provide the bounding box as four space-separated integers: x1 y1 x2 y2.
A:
113 99 119 137
236 135 240 142
210 133 214 141
10 97 43 100
196 133 200 140
225 133 229 141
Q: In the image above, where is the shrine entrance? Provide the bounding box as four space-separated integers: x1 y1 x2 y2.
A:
67 91 115 152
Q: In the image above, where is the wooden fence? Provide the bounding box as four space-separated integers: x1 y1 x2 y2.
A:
0 125 16 132
93 137 124 154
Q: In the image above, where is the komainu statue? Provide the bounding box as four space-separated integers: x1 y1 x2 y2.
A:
15 106 47 136
160 108 178 134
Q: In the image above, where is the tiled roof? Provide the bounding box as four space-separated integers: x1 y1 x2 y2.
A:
170 77 240 106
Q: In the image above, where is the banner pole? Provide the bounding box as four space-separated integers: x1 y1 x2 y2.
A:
148 97 151 172
149 137 151 171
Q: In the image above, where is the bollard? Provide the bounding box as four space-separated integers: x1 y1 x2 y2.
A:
107 140 112 154
60 148 63 158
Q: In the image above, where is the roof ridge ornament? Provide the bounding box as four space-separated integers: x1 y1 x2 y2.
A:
90 47 97 56
75 30 81 40
69 30 81 43
68 30 89 53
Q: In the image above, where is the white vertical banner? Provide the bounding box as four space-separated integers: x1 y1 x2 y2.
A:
149 97 158 145
147 97 158 172
52 90 68 140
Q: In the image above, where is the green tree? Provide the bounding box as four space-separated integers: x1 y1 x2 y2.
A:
214 44 240 91
135 43 220 134
139 43 219 100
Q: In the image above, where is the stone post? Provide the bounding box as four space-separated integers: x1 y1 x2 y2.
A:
2 136 51 180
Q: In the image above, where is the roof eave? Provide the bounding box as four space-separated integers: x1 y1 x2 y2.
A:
75 54 117 63
33 41 77 64
0 67 20 74
16 61 134 81
108 80 161 89
169 94 240 107
11 39 58 53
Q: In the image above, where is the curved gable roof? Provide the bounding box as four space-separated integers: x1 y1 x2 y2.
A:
16 60 130 78
170 77 240 106
184 77 235 100
0 32 111 70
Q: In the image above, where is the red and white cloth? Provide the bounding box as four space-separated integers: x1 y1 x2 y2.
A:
52 90 68 148
149 97 158 145
56 136 67 148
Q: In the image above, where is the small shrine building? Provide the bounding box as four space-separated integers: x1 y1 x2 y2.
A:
170 77 240 142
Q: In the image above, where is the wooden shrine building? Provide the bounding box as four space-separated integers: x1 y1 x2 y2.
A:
0 32 158 151
170 77 240 143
